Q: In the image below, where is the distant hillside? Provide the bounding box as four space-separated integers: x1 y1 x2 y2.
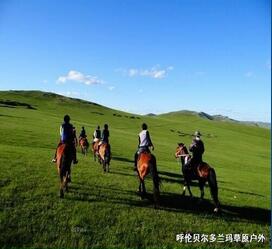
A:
146 113 157 117
160 110 270 129
0 90 270 129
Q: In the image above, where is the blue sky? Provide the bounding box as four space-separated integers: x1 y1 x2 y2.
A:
0 0 271 122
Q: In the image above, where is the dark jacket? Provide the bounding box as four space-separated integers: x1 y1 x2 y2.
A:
94 129 101 139
80 129 86 138
189 138 205 162
61 122 74 144
102 129 109 143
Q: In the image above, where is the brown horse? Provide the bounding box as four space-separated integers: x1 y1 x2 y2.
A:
79 137 89 156
98 143 111 172
56 143 73 198
91 140 100 161
136 151 160 207
175 143 220 212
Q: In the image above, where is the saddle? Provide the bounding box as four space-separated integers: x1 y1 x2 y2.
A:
196 163 209 178
187 161 209 179
138 147 150 155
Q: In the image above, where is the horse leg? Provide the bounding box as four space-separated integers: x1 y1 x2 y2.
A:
182 175 193 197
60 175 64 198
187 180 193 198
181 166 187 196
103 161 106 172
64 171 69 192
182 184 186 196
139 179 146 199
138 179 142 195
142 180 146 195
199 179 205 200
208 168 220 213
150 159 160 207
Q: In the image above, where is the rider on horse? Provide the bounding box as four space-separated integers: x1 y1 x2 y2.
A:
93 125 101 143
184 130 204 173
134 123 154 170
52 115 78 164
101 124 109 143
79 126 87 139
79 126 89 147
97 124 110 151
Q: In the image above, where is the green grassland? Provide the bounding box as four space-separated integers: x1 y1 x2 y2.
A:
0 90 270 249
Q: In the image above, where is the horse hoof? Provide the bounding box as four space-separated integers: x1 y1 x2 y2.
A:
214 208 220 213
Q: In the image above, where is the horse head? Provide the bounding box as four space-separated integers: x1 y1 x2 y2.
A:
175 143 189 158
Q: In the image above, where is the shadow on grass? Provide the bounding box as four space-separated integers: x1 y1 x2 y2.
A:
159 170 228 185
220 187 265 197
112 156 134 163
66 182 270 225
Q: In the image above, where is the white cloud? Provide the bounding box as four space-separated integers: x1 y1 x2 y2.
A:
55 91 81 98
128 69 138 77
57 70 103 85
244 71 253 78
108 86 115 91
123 65 173 79
42 79 48 84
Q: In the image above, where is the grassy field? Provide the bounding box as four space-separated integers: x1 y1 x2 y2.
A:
0 90 270 249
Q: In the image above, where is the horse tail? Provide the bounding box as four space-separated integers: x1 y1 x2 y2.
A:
208 168 220 207
105 144 111 164
149 155 160 205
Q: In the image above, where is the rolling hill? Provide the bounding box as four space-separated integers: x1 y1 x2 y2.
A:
0 90 270 249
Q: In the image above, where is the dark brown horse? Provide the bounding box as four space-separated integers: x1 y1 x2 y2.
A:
175 143 220 212
98 143 111 172
79 137 89 156
136 151 160 207
56 143 73 198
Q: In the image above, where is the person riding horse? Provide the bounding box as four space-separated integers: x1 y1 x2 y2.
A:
52 115 78 164
184 131 204 174
79 126 88 143
79 126 89 154
79 126 87 140
98 124 111 153
134 123 154 170
93 125 101 143
101 124 109 143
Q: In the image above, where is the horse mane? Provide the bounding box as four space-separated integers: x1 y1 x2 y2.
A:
183 146 189 154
